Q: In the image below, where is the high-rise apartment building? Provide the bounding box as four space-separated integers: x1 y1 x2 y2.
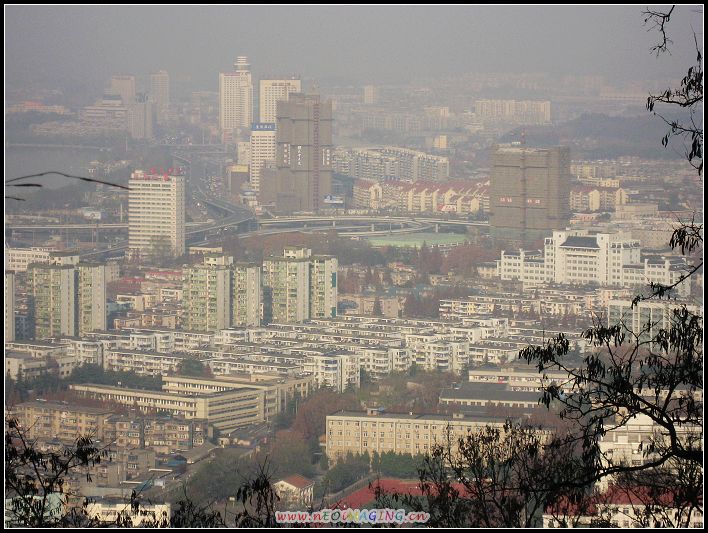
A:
263 247 311 324
28 264 77 339
232 263 262 327
183 256 262 332
149 70 170 125
5 271 16 342
110 75 136 105
128 170 186 259
310 256 338 319
263 247 338 324
78 263 107 335
27 252 107 339
490 144 571 244
259 79 302 124
183 255 233 332
249 123 276 193
261 94 333 212
219 56 253 135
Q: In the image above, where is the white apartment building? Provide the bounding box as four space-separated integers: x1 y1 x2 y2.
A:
356 347 412 380
259 78 301 123
128 170 186 258
219 56 253 132
303 353 360 392
607 299 702 342
249 123 276 193
406 333 470 373
104 349 184 376
62 339 105 367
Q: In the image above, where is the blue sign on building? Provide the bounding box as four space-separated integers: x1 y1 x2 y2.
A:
251 123 276 131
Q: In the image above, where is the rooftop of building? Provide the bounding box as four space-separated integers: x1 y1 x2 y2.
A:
328 409 511 424
439 382 543 402
560 235 600 249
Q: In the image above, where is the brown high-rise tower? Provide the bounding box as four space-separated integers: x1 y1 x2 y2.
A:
260 93 333 213
489 144 571 245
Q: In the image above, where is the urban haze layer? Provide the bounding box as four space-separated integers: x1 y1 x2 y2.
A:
4 5 703 528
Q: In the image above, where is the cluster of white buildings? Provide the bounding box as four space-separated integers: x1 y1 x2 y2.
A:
497 229 691 296
6 313 592 393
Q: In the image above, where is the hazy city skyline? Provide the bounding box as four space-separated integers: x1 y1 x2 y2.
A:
6 5 702 90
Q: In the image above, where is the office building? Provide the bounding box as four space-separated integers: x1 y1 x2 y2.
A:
259 78 301 124
496 230 691 296
490 144 571 244
128 169 186 259
249 123 276 193
127 93 154 139
109 75 136 105
261 93 333 212
70 383 265 432
5 271 16 342
149 70 170 125
219 56 253 135
326 410 514 461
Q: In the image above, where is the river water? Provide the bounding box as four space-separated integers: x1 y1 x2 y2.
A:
5 145 109 190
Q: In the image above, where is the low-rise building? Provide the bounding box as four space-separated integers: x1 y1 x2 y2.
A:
70 383 265 432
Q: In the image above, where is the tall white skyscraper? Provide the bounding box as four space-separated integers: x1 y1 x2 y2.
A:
249 123 276 193
219 56 253 134
128 169 186 259
149 70 170 125
259 78 301 124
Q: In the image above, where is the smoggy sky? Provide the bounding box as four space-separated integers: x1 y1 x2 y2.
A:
5 5 703 90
